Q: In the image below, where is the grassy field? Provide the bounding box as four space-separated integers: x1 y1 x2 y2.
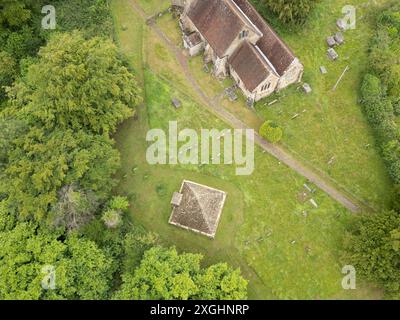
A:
111 0 385 299
137 0 170 15
111 0 144 80
252 0 395 210
155 0 395 210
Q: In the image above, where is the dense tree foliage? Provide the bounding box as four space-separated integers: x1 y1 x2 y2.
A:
0 209 113 300
0 1 45 102
251 0 319 25
0 51 17 101
0 31 140 222
343 210 400 299
0 127 120 221
6 31 140 134
345 4 400 299
0 0 36 27
53 0 113 38
360 4 400 204
114 247 248 300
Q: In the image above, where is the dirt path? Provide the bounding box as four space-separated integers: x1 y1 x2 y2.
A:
128 0 361 213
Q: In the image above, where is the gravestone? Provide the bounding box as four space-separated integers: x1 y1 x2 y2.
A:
326 36 336 47
246 97 254 108
327 48 339 60
337 19 346 31
334 32 344 45
320 66 328 74
171 98 181 109
302 83 312 94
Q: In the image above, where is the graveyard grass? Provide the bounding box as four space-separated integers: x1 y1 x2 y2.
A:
158 0 395 211
111 0 384 299
252 0 395 210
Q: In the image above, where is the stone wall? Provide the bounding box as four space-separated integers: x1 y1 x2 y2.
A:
276 58 304 91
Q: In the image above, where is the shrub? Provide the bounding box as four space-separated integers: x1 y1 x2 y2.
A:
259 120 283 143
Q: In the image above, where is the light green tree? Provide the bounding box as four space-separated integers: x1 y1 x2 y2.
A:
102 196 129 229
114 246 248 300
0 219 113 300
259 120 283 143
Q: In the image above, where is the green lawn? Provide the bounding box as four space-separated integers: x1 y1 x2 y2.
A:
111 0 144 81
111 0 384 299
253 0 394 210
137 0 170 15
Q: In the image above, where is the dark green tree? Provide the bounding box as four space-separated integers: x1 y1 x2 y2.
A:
1 127 120 221
343 210 400 299
257 0 319 24
6 31 141 135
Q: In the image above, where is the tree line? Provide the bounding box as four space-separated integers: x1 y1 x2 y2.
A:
344 3 400 299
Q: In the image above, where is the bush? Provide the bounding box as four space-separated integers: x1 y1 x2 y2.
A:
259 120 283 143
383 140 400 186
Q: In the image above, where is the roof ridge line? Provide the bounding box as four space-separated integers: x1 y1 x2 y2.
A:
228 0 263 37
253 44 279 76
186 183 212 233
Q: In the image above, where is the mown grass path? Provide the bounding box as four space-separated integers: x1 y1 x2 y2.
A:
128 0 362 213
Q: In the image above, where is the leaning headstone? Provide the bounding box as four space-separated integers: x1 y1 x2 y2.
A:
337 18 346 31
310 199 318 208
268 99 278 106
302 83 312 94
326 36 336 47
171 98 181 109
327 48 339 60
304 183 313 192
226 88 238 102
320 66 328 74
334 32 344 45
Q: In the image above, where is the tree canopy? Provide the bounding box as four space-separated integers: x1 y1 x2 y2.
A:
114 246 248 300
6 31 141 135
0 211 113 300
343 210 400 299
1 127 120 221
